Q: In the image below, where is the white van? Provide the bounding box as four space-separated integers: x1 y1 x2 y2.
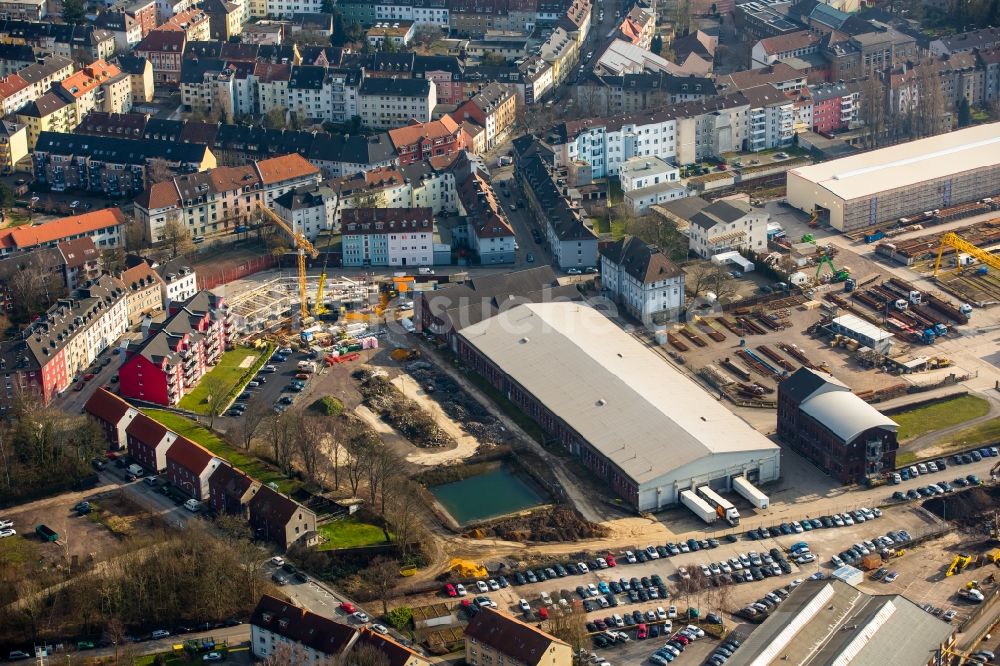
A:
127 464 144 477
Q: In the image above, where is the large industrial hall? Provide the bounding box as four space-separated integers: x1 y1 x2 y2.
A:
786 122 1000 232
455 302 781 511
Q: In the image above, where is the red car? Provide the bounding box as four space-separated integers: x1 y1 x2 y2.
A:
445 584 457 597
338 602 356 614
83 373 95 381
538 607 549 620
673 634 690 645
637 623 647 639
605 555 617 567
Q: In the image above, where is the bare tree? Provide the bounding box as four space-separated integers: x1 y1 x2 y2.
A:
146 158 174 185
360 556 401 616
916 59 947 138
547 606 589 655
340 644 390 666
8 262 53 317
229 393 270 450
859 75 887 149
102 617 127 665
161 216 195 259
383 477 421 557
296 415 327 486
264 411 297 474
343 417 379 496
262 643 335 666
202 375 230 429
122 213 147 251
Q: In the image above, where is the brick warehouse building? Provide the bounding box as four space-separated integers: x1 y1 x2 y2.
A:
777 367 898 483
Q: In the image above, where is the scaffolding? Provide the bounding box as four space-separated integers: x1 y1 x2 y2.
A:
225 275 378 332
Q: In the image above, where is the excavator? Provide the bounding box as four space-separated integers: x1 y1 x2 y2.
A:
816 249 851 283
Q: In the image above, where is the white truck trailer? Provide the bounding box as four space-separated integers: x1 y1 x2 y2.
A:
697 486 740 526
680 489 718 524
732 476 769 509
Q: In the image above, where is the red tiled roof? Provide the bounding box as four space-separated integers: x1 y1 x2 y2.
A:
166 435 215 474
56 236 99 268
10 209 126 250
758 30 820 56
353 628 427 666
387 115 460 149
126 412 169 445
85 388 133 423
255 153 319 185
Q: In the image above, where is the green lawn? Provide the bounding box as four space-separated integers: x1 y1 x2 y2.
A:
610 220 627 240
143 409 298 494
938 416 1000 451
891 394 990 441
178 347 262 413
317 517 390 550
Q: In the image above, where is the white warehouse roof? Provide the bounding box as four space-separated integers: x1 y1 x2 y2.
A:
800 390 898 443
458 302 779 485
833 313 894 343
788 122 1000 201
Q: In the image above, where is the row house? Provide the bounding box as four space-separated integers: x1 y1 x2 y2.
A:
125 412 178 471
341 207 435 267
0 20 115 60
55 60 132 126
0 275 128 412
0 55 75 117
123 255 198 306
32 131 216 197
86 389 317 549
119 261 164 327
519 56 554 105
167 435 223 499
414 54 464 105
134 153 320 246
388 115 464 165
83 387 139 450
0 208 126 257
117 290 231 406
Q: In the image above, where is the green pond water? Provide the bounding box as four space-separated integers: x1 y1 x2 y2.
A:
429 468 546 525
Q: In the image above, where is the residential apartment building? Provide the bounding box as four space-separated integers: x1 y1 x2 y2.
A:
119 261 164 327
16 94 76 149
96 11 144 52
251 595 430 662
125 412 178 472
684 197 768 258
150 258 198 306
618 155 687 215
57 236 102 289
273 184 339 240
617 5 655 51
0 56 75 118
600 235 685 325
32 132 216 197
743 84 794 151
0 208 126 257
574 72 717 116
516 138 598 270
207 463 260 518
388 115 464 165
808 80 859 134
160 7 211 41
0 274 128 411
117 290 231 406
357 77 436 130
0 20 115 60
0 119 26 173
553 108 678 179
134 153 319 245
117 55 155 104
453 82 517 150
135 30 187 85
465 608 572 666
0 43 35 76
456 170 515 264
166 435 224 500
0 0 44 20
55 60 132 125
341 207 435 267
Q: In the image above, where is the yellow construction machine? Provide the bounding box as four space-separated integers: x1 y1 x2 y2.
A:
257 203 317 322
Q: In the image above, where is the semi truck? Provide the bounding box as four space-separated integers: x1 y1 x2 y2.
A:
680 489 718 524
696 486 740 526
732 476 769 509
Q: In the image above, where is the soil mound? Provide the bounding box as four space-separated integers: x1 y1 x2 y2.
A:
923 486 1000 525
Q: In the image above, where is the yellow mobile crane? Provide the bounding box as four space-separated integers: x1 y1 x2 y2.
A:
257 203 317 322
311 198 341 317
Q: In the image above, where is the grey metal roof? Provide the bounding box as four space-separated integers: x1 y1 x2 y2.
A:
725 579 954 666
800 389 897 443
458 303 779 486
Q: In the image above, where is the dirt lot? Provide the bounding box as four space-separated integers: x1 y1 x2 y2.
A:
2 488 159 565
